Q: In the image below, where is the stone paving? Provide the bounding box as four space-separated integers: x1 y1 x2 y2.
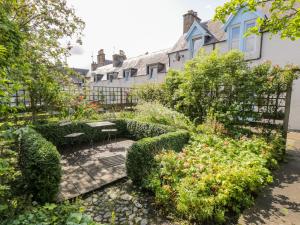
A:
239 132 300 225
58 139 135 200
82 179 178 225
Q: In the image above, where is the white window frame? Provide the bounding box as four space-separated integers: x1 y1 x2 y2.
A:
192 36 202 57
148 66 157 79
243 20 256 54
108 72 118 83
94 74 103 82
124 70 131 81
230 25 241 50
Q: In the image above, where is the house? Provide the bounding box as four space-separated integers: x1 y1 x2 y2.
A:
70 68 89 87
90 49 169 87
169 5 300 131
90 5 300 130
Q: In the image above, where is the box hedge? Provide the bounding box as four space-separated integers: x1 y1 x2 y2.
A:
126 130 190 186
17 127 61 203
34 119 172 149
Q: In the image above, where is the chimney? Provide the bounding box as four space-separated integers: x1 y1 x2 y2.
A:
113 50 127 67
97 49 106 67
183 10 201 34
91 62 98 71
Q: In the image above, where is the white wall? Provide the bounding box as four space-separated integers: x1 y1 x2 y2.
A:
169 50 190 70
289 78 300 131
169 33 300 130
92 72 167 88
255 33 300 131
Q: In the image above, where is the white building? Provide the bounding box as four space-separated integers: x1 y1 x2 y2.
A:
89 4 300 130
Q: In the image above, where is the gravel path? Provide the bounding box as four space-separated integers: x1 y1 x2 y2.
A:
82 179 179 225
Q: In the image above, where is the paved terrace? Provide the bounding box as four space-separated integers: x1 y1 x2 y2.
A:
239 132 300 225
58 139 135 200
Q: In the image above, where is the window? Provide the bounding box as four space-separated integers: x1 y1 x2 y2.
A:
244 21 256 53
192 37 202 57
124 70 131 81
94 74 103 82
149 67 157 79
108 72 118 83
230 26 240 50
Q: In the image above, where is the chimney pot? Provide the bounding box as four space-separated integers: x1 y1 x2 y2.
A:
113 50 127 67
183 10 201 34
97 49 106 67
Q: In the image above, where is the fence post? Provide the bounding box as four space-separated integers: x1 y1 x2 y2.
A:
120 88 123 105
283 83 292 137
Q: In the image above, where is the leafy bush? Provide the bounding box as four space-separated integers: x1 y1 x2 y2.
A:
126 130 190 186
132 83 167 103
6 202 100 225
134 102 194 131
163 50 298 126
0 142 24 222
124 118 172 140
17 127 61 203
147 133 285 224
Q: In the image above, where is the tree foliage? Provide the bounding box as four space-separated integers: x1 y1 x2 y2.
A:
163 50 299 126
214 0 300 40
0 0 85 120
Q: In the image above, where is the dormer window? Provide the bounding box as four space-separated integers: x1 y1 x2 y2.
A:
147 63 165 79
192 36 202 57
94 74 104 82
244 21 256 53
230 25 240 50
124 70 130 81
149 67 157 79
123 68 137 81
107 72 118 83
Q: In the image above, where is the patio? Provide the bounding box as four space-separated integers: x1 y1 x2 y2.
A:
58 139 135 200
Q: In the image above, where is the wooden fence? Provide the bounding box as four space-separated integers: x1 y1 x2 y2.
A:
4 84 293 131
7 85 138 110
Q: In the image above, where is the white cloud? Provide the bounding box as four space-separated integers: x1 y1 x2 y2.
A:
205 4 212 9
70 45 84 55
66 0 227 69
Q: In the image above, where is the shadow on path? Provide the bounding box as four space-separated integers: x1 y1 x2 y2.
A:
239 133 300 225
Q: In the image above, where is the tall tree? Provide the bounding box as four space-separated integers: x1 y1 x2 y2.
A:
214 0 300 40
1 0 85 121
0 0 23 117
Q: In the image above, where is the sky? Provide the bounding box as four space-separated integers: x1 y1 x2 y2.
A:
66 0 227 69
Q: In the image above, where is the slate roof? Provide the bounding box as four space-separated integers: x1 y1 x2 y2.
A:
71 68 89 84
169 19 226 54
94 49 170 79
72 68 89 76
168 2 289 54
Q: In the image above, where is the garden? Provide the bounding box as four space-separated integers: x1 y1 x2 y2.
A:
1 48 299 225
1 0 300 224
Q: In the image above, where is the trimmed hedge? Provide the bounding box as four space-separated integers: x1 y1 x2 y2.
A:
17 127 61 203
123 119 172 140
34 119 172 149
126 130 190 186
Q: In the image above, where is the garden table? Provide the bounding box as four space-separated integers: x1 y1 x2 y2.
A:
86 121 116 148
64 132 84 149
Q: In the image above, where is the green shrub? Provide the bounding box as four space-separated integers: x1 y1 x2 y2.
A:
163 50 298 126
132 83 167 103
0 142 24 222
147 133 285 224
17 127 61 203
6 202 100 225
34 119 171 148
134 102 194 131
124 119 171 140
126 130 190 186
34 120 125 148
